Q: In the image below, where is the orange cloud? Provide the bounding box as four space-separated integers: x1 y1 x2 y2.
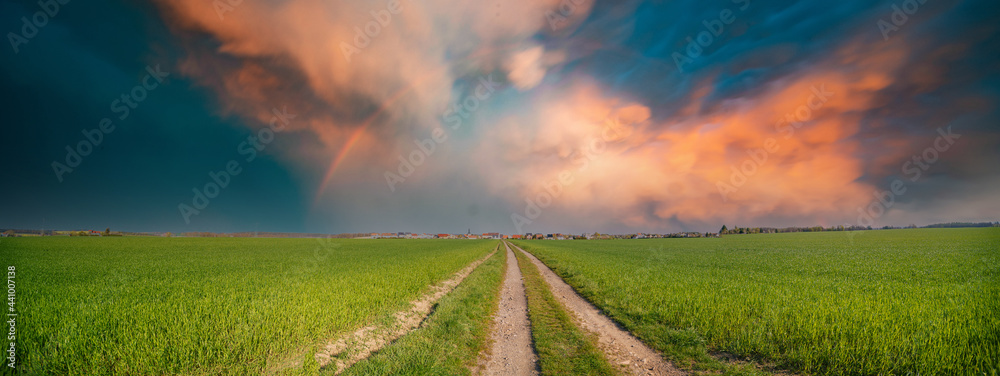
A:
483 40 917 229
154 0 586 195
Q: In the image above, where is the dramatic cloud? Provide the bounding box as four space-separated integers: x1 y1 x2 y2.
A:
148 0 1000 232
154 0 585 191
477 38 926 230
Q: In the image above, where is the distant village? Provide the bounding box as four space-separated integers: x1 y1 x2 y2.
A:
2 222 997 238
367 231 717 240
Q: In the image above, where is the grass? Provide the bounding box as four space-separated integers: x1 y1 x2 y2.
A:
513 228 1000 376
512 242 618 376
0 237 494 375
336 243 504 376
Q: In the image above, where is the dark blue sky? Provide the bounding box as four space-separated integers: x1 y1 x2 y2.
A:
0 0 307 232
2 0 998 234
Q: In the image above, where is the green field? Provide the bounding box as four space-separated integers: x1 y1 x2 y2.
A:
339 244 504 376
513 228 1000 375
0 237 495 375
3 229 997 376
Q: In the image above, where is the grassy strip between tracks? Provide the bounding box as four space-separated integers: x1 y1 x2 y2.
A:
512 243 618 376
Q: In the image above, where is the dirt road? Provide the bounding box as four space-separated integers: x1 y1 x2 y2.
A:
480 242 538 375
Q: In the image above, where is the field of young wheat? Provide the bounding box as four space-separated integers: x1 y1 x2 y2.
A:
513 228 999 376
1 237 494 375
4 229 996 376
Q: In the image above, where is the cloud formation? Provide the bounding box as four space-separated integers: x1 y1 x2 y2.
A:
150 0 1000 232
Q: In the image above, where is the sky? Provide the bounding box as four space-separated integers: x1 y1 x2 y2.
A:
1 0 998 234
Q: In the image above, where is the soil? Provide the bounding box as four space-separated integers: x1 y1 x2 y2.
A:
477 242 539 375
509 242 684 376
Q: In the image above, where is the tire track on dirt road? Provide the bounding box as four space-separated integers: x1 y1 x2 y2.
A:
266 247 498 375
509 241 684 376
478 242 538 375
